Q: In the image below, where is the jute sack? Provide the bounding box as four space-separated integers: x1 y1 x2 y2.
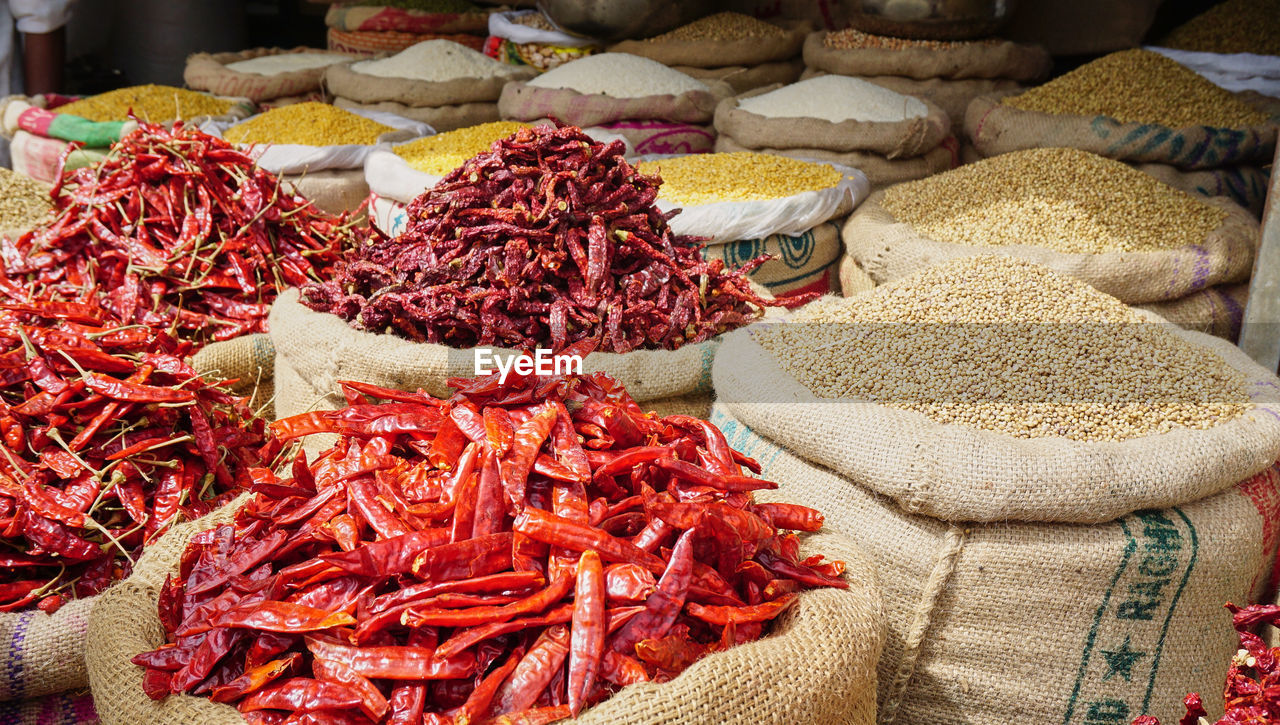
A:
715 135 956 190
672 59 804 94
710 321 1280 723
609 24 806 68
189 333 275 419
1136 283 1249 342
802 30 1051 82
8 130 107 184
1133 162 1270 218
324 4 490 34
702 222 844 298
87 527 882 725
589 120 716 155
965 94 1280 170
841 190 1259 304
4 691 98 724
497 81 729 127
284 168 370 215
334 96 499 132
838 254 875 296
714 84 949 159
184 47 355 103
324 60 535 107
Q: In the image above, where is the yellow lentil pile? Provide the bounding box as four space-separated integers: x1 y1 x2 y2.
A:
757 256 1251 441
0 169 50 231
637 152 842 206
646 12 786 42
1002 49 1267 128
1161 0 1280 56
225 102 396 146
55 85 233 123
393 121 529 176
881 148 1227 254
823 28 999 50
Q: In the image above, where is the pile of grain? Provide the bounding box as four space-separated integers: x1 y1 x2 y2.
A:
0 169 50 233
823 29 999 51
647 12 787 42
526 53 709 98
1161 0 1280 56
739 75 926 123
758 256 1251 441
392 121 528 176
225 52 351 75
225 102 395 146
350 40 519 81
638 152 841 205
55 85 232 122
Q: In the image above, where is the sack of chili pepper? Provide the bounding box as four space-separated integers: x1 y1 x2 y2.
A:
710 258 1280 724
87 368 884 725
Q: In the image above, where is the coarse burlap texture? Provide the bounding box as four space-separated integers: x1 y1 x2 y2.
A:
590 120 716 155
609 25 807 68
714 84 949 158
965 94 1280 170
324 61 535 107
1137 283 1249 342
189 333 275 419
802 31 1050 82
841 190 1259 305
1134 162 1270 218
708 399 1280 724
87 526 881 725
334 96 499 132
672 59 805 94
324 4 490 34
283 168 370 215
702 222 844 299
2 691 98 724
715 135 956 190
838 254 876 297
497 81 729 127
184 47 354 103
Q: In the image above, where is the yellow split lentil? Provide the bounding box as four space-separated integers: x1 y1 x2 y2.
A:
1161 0 1280 56
225 102 396 146
637 152 842 206
823 28 999 50
55 85 233 123
758 256 1251 441
646 12 786 42
1002 49 1267 128
881 148 1227 254
392 122 529 176
0 169 50 231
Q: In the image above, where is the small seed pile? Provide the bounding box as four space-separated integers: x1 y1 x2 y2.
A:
637 152 841 205
225 102 396 146
1161 0 1280 56
393 121 529 175
55 85 233 122
738 75 927 122
758 256 1251 441
224 52 351 75
1002 49 1267 128
823 28 999 50
881 148 1227 254
526 53 709 98
647 12 786 42
351 39 518 81
0 169 51 232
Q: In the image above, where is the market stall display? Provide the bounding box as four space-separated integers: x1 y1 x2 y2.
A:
714 75 954 189
327 39 536 131
713 255 1280 724
499 53 726 154
485 9 599 72
0 169 52 240
323 0 490 56
184 48 357 106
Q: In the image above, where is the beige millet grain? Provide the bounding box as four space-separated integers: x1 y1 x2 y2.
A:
0 169 51 232
823 28 1000 51
880 147 1228 254
647 12 787 42
757 256 1251 441
1161 0 1280 56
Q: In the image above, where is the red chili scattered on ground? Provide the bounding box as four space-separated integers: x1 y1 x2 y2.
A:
136 356 844 722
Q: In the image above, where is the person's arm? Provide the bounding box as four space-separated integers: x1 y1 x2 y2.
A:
22 26 63 95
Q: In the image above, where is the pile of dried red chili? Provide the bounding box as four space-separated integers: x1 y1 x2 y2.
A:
301 123 804 353
1134 603 1280 725
0 121 361 349
0 297 279 613
135 356 845 723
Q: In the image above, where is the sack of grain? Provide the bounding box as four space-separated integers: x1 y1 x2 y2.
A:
334 96 499 131
324 40 535 107
715 134 957 190
184 47 355 103
485 10 597 72
700 223 844 299
1137 284 1249 342
965 50 1280 170
88 517 882 725
326 26 485 56
286 168 371 215
498 54 728 127
714 77 949 159
6 130 107 184
711 256 1280 723
325 3 489 34
3 692 97 724
804 29 1050 81
843 148 1260 304
611 12 805 68
673 59 804 94
1133 161 1270 218
591 120 716 155
838 253 875 296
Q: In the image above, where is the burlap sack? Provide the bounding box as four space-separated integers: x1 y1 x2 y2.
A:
8 131 107 184
283 168 370 215
715 135 956 190
714 84 949 158
87 526 881 725
326 27 486 57
842 190 1259 305
838 254 875 297
334 96 498 131
858 75 1022 137
965 94 1280 170
591 120 715 155
1137 283 1249 342
610 25 806 68
802 31 1051 82
5 692 98 724
1134 162 1270 218
189 333 275 419
672 59 804 94
324 61 534 107
497 81 728 127
701 221 843 299
708 398 1280 725
184 47 354 103
324 4 489 34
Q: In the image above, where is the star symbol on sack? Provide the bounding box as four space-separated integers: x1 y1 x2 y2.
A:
1101 636 1146 682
